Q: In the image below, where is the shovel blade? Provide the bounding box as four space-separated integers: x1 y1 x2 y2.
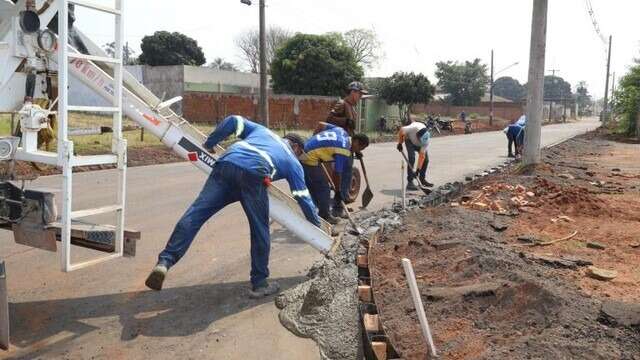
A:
361 187 374 208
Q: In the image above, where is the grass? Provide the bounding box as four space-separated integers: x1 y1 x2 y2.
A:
0 113 217 155
0 113 392 157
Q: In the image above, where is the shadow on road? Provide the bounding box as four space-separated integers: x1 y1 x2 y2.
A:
7 276 306 358
380 189 403 198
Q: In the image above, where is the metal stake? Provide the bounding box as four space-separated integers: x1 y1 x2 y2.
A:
401 160 406 209
0 261 8 350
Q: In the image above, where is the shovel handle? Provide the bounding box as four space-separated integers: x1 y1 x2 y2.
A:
319 163 361 233
358 157 371 186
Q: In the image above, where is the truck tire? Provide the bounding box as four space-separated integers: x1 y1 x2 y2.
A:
346 167 361 204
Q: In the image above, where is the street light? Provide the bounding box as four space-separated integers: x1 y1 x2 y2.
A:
489 49 519 125
241 0 269 127
495 62 520 76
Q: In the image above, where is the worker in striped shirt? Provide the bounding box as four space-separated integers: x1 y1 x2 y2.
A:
301 123 369 224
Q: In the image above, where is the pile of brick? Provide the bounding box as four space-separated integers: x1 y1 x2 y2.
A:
459 183 537 213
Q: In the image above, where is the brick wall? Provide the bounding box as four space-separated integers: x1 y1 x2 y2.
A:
182 92 337 129
413 102 524 121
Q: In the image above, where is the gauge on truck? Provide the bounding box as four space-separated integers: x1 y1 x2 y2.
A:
37 29 57 52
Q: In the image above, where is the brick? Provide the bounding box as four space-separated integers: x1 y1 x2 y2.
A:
357 255 369 268
363 313 380 332
358 285 372 302
182 92 336 129
371 341 387 360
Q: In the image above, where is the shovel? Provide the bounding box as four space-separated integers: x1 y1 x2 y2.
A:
358 157 374 208
319 163 365 235
399 151 432 195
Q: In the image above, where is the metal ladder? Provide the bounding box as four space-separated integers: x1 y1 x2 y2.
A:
57 0 126 271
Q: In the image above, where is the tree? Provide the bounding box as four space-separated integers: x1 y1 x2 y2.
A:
377 72 435 122
235 26 292 73
435 59 489 106
102 42 138 65
493 76 526 102
543 75 572 101
270 33 364 96
138 31 206 66
575 81 593 116
342 28 383 70
208 57 238 71
613 60 640 136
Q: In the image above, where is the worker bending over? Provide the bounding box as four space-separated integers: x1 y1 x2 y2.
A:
146 115 321 298
504 122 525 158
397 119 433 191
301 123 369 224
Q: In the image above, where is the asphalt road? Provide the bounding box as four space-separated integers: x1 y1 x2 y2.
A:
0 118 600 359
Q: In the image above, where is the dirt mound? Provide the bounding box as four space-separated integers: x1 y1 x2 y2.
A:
370 131 640 359
533 177 606 215
371 206 640 359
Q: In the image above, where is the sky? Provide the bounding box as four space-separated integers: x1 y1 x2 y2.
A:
75 0 640 99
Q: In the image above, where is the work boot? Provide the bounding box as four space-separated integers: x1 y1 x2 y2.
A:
145 264 168 291
332 207 348 219
322 213 340 225
249 281 280 299
420 179 434 187
406 182 419 191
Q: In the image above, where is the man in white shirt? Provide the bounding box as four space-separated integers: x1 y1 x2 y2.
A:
396 119 433 191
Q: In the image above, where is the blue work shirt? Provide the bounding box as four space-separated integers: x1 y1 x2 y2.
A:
302 124 352 174
506 124 525 145
203 115 321 226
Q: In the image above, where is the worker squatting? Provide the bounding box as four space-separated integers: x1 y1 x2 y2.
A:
145 82 433 298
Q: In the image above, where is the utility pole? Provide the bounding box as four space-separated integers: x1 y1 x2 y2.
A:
547 69 559 123
603 35 612 123
489 49 494 126
259 0 269 127
523 0 548 166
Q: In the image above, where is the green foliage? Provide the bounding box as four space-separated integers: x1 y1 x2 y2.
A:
270 34 364 96
543 75 573 101
138 31 206 66
377 72 435 121
575 81 593 116
493 76 525 102
102 42 138 65
613 61 640 136
208 57 238 71
435 59 489 106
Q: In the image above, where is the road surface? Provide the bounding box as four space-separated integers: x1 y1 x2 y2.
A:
0 118 599 359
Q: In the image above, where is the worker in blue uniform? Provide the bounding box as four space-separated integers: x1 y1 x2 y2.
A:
145 115 321 299
504 122 526 158
301 123 369 224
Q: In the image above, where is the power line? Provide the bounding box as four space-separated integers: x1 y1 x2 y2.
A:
584 0 608 54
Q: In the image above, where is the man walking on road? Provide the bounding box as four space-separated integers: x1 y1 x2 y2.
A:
145 115 321 299
301 123 369 224
397 118 433 191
